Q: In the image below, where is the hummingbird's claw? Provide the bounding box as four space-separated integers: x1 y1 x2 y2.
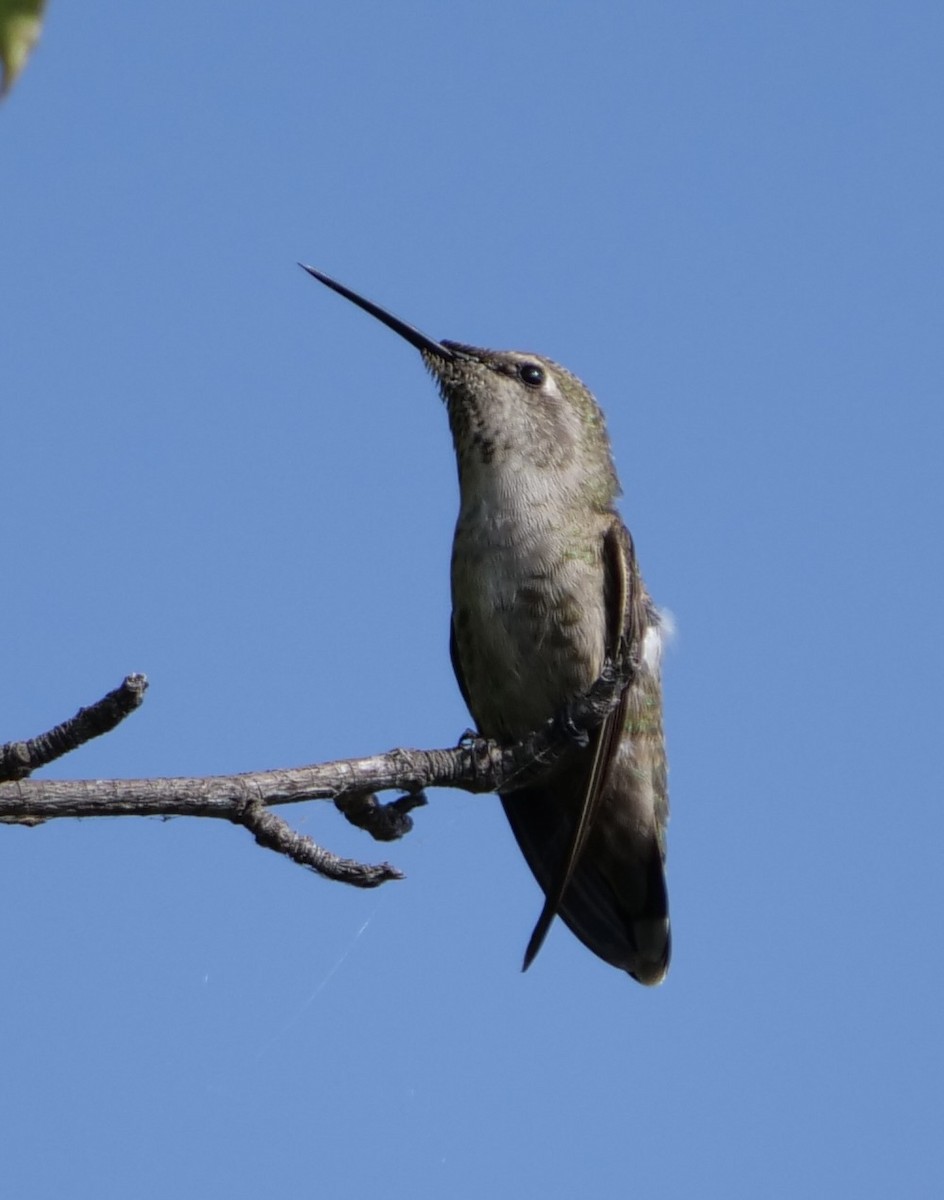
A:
552 703 592 750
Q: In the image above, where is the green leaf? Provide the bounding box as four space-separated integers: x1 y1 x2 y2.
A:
0 0 45 99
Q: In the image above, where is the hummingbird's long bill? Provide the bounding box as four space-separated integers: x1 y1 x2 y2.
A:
299 265 456 362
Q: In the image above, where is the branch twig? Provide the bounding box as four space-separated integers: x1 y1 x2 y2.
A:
0 674 148 781
236 800 403 886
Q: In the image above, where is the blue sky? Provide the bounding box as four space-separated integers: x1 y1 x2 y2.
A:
3 3 942 1196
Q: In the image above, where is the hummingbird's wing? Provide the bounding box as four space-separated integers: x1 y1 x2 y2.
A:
520 517 635 971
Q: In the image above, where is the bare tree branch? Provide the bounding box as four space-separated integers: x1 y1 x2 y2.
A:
0 645 636 886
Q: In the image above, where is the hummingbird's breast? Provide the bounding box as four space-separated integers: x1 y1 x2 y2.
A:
450 477 612 741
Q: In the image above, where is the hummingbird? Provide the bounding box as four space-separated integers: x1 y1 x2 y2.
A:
301 265 671 985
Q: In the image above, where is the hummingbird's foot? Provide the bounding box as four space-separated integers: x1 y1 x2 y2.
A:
549 649 634 750
552 702 592 750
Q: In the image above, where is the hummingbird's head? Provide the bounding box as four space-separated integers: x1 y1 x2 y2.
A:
423 344 619 504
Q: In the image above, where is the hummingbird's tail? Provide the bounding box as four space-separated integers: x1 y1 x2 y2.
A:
502 776 671 984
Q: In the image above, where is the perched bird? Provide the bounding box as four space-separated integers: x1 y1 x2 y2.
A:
303 266 671 984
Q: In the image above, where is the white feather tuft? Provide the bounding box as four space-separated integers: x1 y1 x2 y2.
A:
642 608 676 674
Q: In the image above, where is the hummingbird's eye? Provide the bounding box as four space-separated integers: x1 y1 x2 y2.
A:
518 363 545 388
